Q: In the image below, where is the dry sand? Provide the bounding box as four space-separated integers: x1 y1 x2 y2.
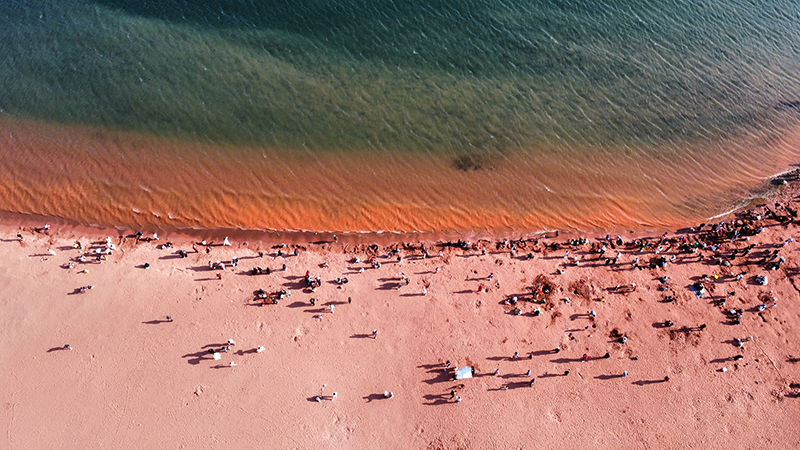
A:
2 187 800 449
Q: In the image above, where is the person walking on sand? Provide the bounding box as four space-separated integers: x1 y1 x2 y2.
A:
373 329 378 339
329 304 335 314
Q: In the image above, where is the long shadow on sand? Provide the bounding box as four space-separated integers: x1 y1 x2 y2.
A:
183 350 215 365
350 334 373 339
422 394 452 406
363 393 389 403
632 379 668 386
595 374 626 380
488 381 532 391
46 346 70 353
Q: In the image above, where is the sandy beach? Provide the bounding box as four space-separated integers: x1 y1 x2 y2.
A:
2 182 800 449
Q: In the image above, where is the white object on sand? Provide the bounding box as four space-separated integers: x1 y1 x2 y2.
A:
228 339 236 346
229 361 237 367
47 249 56 256
223 237 231 246
455 366 474 380
213 352 221 360
256 346 265 353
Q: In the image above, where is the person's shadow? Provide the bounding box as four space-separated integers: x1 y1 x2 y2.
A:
422 394 450 406
362 393 388 403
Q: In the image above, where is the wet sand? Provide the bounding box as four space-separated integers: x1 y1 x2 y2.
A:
2 179 800 449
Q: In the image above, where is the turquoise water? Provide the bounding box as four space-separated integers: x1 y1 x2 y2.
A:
1 0 800 233
3 0 800 151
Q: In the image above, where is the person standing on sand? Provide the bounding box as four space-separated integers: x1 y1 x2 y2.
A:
373 329 378 339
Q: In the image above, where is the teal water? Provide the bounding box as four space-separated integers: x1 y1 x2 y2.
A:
1 0 800 233
3 0 800 151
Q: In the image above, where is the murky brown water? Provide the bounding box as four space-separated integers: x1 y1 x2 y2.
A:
1 117 798 238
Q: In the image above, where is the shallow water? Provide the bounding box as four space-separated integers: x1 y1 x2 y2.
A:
1 1 800 235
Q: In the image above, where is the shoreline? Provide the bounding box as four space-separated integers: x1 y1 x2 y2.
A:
0 167 794 248
4 116 800 239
